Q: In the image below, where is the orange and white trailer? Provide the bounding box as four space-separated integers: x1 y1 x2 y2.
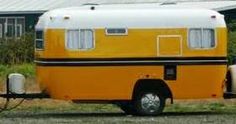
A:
1 4 236 116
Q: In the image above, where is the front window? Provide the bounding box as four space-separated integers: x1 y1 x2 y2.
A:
35 30 44 50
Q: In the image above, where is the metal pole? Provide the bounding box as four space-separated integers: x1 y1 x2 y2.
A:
6 74 10 101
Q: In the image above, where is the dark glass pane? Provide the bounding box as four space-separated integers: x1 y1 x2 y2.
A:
6 24 14 37
17 18 25 35
36 40 44 49
36 30 43 39
107 28 126 34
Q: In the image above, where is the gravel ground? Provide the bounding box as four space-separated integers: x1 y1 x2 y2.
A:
0 111 236 124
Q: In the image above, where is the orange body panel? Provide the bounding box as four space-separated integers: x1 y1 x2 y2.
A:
37 65 226 100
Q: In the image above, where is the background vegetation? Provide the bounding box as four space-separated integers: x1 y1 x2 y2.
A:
0 33 34 65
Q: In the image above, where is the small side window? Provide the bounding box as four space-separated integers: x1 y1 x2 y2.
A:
35 30 44 50
66 29 94 50
106 28 128 35
189 28 215 49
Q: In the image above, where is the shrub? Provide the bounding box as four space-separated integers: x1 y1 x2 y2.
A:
228 31 236 64
228 20 236 32
0 33 34 65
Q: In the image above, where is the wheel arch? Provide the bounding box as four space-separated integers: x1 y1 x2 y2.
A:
132 79 173 103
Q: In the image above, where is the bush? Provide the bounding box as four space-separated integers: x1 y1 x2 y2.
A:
0 33 34 65
228 20 236 32
228 31 236 64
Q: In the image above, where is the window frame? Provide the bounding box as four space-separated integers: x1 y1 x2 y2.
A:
105 28 128 36
35 30 44 50
187 28 217 50
65 29 95 51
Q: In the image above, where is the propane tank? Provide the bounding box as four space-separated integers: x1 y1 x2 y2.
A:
228 65 236 94
8 73 26 94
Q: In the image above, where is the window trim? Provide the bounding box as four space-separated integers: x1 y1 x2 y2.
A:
187 28 217 50
157 35 183 57
105 28 128 36
65 29 95 51
35 30 44 50
0 24 2 38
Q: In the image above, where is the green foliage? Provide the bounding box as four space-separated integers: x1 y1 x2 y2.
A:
0 33 34 65
0 64 35 78
228 20 236 32
228 31 236 64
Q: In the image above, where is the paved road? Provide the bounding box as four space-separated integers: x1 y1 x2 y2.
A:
0 111 236 124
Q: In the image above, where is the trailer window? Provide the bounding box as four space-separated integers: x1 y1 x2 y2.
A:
35 30 44 50
66 29 94 50
106 28 127 35
202 29 215 48
189 28 215 49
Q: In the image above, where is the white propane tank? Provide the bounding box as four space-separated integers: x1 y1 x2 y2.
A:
229 65 236 94
8 73 26 94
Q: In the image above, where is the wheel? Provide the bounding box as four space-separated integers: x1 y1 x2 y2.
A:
117 101 135 115
134 90 165 116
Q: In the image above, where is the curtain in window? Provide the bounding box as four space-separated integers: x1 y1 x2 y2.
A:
66 29 94 50
80 29 93 49
189 29 202 48
202 29 215 48
67 30 80 49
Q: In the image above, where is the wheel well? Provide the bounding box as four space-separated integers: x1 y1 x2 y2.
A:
132 79 173 103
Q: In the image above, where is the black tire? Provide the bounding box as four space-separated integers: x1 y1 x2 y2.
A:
117 101 135 115
134 90 165 116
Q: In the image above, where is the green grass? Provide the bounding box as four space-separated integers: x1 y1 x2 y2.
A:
0 64 35 83
164 101 236 113
0 99 235 115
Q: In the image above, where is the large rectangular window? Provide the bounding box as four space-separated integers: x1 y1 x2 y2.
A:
66 29 94 50
189 28 215 49
0 17 25 39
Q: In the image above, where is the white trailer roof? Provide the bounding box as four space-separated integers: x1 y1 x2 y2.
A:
36 5 226 29
0 0 235 14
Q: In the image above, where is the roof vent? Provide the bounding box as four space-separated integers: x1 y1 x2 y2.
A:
90 6 95 10
82 3 99 6
160 2 177 5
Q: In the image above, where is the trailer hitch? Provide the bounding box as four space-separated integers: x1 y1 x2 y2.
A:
0 74 49 100
0 93 50 99
0 74 50 112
